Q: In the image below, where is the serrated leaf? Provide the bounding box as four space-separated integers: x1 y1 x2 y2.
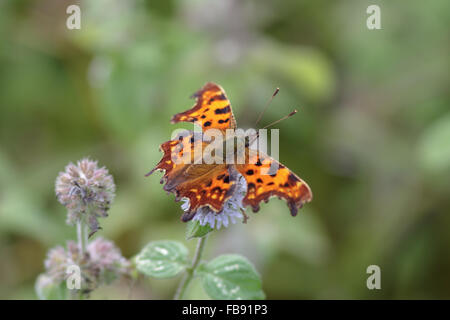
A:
135 240 189 278
186 220 213 240
198 254 265 300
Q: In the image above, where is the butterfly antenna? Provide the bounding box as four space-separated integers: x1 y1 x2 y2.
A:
262 109 298 129
255 87 280 126
248 109 297 147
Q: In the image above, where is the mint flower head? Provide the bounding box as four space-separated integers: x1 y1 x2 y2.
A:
55 158 115 235
87 237 130 276
44 245 70 282
182 174 247 229
40 237 130 294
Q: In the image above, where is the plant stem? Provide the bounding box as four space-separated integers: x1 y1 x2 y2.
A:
76 219 88 255
74 219 89 300
76 220 83 254
174 235 208 300
83 223 88 253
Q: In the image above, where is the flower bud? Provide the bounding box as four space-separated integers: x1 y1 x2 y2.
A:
55 158 115 235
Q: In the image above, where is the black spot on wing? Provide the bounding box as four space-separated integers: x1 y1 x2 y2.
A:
211 187 222 193
288 173 299 184
214 105 231 115
208 94 227 104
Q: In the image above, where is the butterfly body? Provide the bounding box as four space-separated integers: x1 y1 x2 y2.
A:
148 82 312 221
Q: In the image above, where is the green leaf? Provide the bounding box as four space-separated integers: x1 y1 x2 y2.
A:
35 275 68 300
186 220 213 240
135 240 189 278
418 113 450 175
198 254 265 300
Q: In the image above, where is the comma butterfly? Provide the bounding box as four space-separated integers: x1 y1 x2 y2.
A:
147 82 312 221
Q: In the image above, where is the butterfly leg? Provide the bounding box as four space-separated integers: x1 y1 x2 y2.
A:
181 210 197 222
240 208 249 224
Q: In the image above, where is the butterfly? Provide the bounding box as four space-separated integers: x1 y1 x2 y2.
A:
147 82 312 222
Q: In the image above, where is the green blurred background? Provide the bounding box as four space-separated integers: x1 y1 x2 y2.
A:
1 0 449 299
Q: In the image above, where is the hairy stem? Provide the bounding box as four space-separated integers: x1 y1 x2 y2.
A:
76 220 83 254
74 218 89 300
76 219 88 255
174 235 208 300
83 223 88 253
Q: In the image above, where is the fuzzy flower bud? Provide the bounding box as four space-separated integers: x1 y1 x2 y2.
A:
40 237 130 295
87 237 130 281
55 158 115 235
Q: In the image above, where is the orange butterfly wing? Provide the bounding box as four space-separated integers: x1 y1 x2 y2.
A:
235 151 312 216
146 131 204 181
147 130 238 221
171 82 237 131
169 164 239 221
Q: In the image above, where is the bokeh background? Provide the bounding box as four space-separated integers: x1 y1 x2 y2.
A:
1 0 449 299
